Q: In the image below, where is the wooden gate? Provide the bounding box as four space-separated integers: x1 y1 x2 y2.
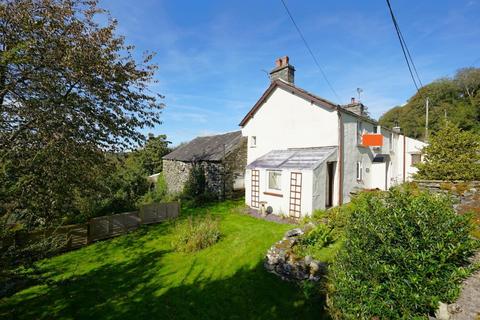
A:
251 170 259 208
289 172 302 218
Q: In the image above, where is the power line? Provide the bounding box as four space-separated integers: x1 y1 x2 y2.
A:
279 0 340 101
385 0 423 91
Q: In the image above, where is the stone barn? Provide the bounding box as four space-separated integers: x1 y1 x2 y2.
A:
162 131 247 198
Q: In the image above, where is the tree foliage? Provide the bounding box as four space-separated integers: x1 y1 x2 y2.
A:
131 134 171 175
415 121 480 181
0 0 164 228
379 68 480 139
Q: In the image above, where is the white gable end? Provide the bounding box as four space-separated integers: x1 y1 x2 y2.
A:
242 86 339 164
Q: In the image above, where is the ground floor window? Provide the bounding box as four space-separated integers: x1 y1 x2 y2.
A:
356 161 363 181
268 170 282 190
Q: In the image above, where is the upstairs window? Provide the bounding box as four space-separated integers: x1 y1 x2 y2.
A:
251 136 257 147
356 162 363 181
356 121 363 145
268 170 282 190
411 154 422 165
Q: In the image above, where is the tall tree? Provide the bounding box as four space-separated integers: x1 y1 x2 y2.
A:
0 0 164 228
132 134 171 175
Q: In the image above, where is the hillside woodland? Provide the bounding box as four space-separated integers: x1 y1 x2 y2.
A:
379 68 480 139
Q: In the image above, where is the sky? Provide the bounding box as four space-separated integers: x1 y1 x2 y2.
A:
100 0 480 146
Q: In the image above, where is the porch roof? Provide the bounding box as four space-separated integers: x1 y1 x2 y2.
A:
246 146 337 170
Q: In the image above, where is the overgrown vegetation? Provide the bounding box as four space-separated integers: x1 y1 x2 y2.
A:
182 163 216 205
293 203 353 262
379 67 480 139
415 121 480 181
171 215 221 253
327 186 479 320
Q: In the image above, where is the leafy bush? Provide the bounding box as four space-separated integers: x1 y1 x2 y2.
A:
327 186 478 320
298 224 334 249
171 215 221 253
293 224 339 262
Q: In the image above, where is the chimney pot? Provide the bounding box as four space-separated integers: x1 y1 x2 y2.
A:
351 97 356 104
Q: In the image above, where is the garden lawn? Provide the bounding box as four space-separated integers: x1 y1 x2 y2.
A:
0 200 330 320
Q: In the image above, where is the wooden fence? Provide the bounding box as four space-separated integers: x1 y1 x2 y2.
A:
2 201 180 251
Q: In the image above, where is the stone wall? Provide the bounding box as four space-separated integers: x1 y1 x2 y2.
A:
163 160 193 195
265 226 327 282
414 180 480 214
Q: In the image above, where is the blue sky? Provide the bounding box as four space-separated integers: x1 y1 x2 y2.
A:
100 0 480 146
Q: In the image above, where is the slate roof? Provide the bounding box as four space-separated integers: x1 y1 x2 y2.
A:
163 131 243 162
246 146 337 170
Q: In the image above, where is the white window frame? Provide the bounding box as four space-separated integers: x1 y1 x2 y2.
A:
250 136 257 148
356 161 363 181
411 153 422 165
267 170 282 191
357 121 363 146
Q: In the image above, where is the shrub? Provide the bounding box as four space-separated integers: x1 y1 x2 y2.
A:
327 186 478 319
138 174 168 205
294 205 353 261
415 121 480 181
171 215 221 253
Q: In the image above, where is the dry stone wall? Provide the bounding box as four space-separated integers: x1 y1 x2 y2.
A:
414 180 480 214
265 226 327 282
163 160 193 194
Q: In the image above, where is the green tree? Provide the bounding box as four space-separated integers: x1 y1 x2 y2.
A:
415 121 480 180
0 0 164 228
131 134 171 175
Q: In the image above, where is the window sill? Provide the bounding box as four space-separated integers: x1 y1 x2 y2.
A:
264 191 283 198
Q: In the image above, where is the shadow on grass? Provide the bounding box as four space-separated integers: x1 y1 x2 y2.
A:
2 250 329 320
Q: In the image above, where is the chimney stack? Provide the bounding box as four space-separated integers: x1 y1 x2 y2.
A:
269 56 295 84
343 98 367 117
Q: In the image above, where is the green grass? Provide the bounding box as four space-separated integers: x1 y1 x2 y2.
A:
1 200 330 320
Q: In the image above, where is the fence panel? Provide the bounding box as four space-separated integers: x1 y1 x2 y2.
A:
139 202 179 224
2 202 179 252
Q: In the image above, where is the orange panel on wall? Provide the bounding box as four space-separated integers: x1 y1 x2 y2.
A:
362 133 383 147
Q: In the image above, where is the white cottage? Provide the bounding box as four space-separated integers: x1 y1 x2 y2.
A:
240 56 426 217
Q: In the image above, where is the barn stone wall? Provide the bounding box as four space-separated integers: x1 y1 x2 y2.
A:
163 160 193 195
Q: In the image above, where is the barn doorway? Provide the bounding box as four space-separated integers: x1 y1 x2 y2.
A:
326 162 336 208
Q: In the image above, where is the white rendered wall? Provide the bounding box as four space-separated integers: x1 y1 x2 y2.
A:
241 87 339 164
388 134 426 184
244 167 314 217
